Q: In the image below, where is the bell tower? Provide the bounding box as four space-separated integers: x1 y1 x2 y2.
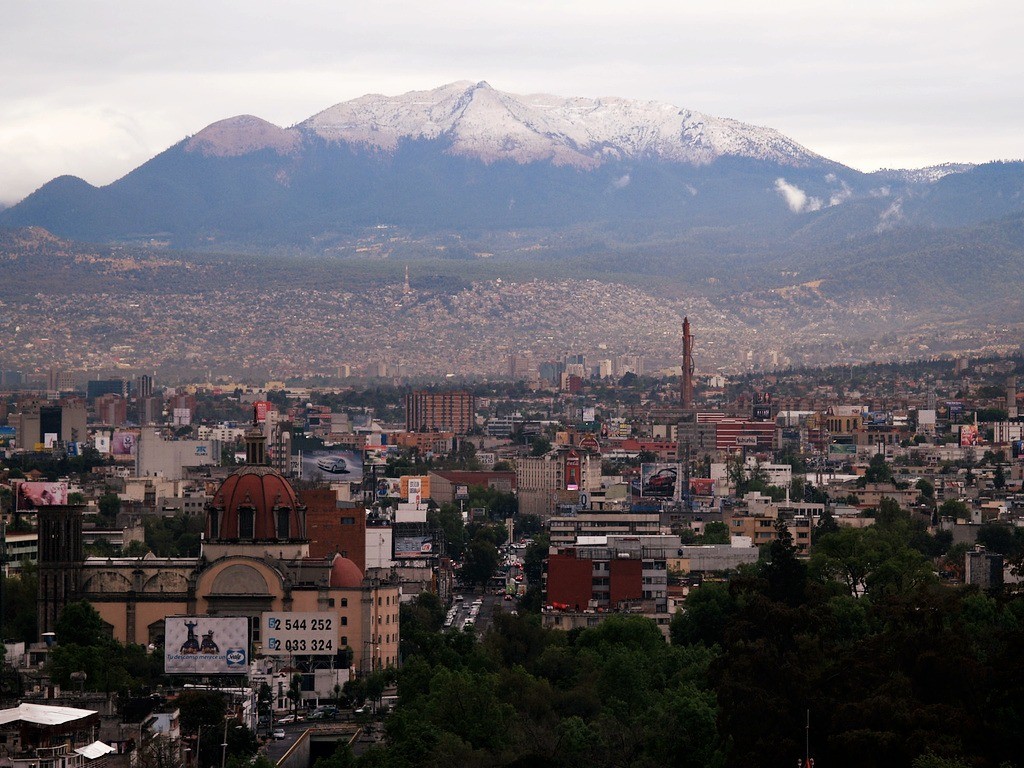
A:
37 504 84 636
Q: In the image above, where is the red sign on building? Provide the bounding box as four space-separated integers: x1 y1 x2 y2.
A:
565 450 581 491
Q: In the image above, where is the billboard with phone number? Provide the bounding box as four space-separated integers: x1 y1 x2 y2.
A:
261 612 336 656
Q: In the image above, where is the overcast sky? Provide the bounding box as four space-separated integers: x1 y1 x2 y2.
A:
2 0 1022 204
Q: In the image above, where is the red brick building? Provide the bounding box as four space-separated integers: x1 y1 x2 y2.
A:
298 488 366 570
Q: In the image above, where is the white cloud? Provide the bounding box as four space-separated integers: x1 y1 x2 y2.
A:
774 177 821 213
828 177 852 207
876 198 904 232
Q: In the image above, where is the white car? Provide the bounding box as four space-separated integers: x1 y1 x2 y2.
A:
316 456 348 474
272 728 286 740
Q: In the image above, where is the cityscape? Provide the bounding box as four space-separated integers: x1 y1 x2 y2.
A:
2 3 1024 768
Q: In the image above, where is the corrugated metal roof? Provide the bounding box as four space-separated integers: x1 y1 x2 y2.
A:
0 703 97 727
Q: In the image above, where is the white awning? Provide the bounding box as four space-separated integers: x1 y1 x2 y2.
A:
74 742 116 760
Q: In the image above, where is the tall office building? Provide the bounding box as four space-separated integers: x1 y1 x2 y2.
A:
405 390 476 435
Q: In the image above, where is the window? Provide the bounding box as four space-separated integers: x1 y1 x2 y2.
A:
341 516 355 525
341 598 348 607
239 508 255 539
277 509 290 539
341 635 348 646
209 509 220 538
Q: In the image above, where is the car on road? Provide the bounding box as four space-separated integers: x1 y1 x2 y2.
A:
272 728 286 740
277 714 298 724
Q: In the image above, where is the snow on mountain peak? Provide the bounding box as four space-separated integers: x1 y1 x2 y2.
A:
299 82 822 168
185 115 301 157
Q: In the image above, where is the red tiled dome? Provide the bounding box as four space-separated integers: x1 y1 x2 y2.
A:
329 554 363 588
206 465 305 542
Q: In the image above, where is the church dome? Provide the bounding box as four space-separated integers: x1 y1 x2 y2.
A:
329 554 363 588
206 465 306 543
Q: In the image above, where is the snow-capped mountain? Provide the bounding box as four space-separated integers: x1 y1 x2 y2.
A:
2 81 1020 252
297 80 824 168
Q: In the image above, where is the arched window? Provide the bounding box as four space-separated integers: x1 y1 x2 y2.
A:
276 508 290 539
239 507 255 539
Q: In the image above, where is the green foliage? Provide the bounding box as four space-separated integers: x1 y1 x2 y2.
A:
529 436 552 457
144 513 205 557
1 564 38 643
382 613 723 768
698 521 730 545
860 453 894 485
670 583 735 647
428 506 466 560
56 601 107 646
938 499 970 519
97 491 121 522
461 535 500 587
176 690 227 734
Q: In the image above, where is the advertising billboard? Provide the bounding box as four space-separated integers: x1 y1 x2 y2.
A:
172 408 192 427
640 463 680 499
960 425 979 447
829 444 857 458
254 401 273 423
0 426 15 447
735 435 759 446
164 616 249 674
400 475 431 502
395 535 434 558
94 432 111 454
565 450 581 491
112 430 138 456
261 612 337 656
16 481 69 511
376 477 401 498
300 449 363 482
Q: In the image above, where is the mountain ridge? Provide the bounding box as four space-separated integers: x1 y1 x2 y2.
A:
2 81 1023 254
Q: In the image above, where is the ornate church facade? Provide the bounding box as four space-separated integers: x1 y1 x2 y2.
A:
38 422 401 674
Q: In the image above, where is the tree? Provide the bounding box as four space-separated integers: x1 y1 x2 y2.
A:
862 453 893 485
764 519 806 605
461 536 500 587
811 509 840 545
177 690 226 735
938 499 970 520
699 521 730 545
529 436 551 456
56 601 107 646
670 582 735 646
287 674 303 716
97 491 120 522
